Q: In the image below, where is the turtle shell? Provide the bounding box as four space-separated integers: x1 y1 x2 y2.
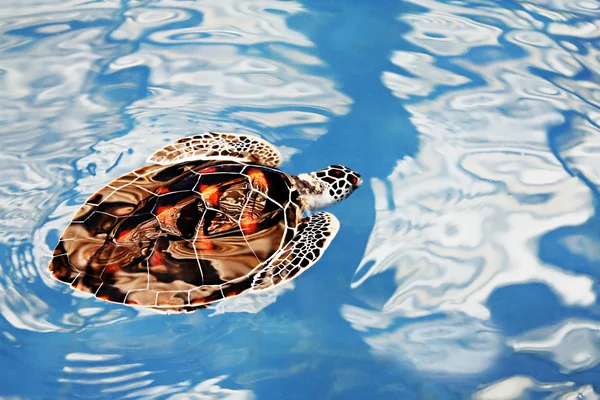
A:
49 161 301 311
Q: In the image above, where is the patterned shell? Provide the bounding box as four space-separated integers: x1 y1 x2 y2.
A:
49 161 301 311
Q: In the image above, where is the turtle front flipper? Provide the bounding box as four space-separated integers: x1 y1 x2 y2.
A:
250 212 339 291
147 132 282 167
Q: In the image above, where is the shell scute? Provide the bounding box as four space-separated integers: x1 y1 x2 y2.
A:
113 214 160 243
50 161 295 311
88 242 146 277
49 248 74 283
147 235 206 289
150 164 189 183
189 285 220 306
72 204 97 222
156 291 188 307
96 284 127 304
107 173 139 189
151 191 204 239
193 163 246 175
125 289 158 307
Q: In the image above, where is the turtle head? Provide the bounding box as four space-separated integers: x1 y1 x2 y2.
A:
294 165 362 210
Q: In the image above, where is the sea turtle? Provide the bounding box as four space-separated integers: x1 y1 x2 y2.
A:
49 132 362 313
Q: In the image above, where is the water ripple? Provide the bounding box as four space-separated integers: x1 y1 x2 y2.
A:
473 375 582 399
345 0 600 384
519 0 600 18
363 313 502 375
145 0 310 46
509 319 600 373
382 51 469 99
0 0 350 337
3 0 600 396
58 351 252 398
401 4 503 56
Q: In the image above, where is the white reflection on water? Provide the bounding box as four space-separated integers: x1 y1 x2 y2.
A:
166 375 253 400
519 0 600 19
0 0 350 333
59 352 153 393
382 51 469 99
509 319 600 374
60 349 254 397
558 116 600 186
345 0 600 380
558 386 600 400
362 313 502 375
210 282 294 316
473 375 578 400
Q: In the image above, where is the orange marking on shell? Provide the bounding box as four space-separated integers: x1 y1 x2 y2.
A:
149 250 163 266
200 185 220 206
248 169 268 191
156 187 170 195
156 205 172 216
225 290 238 298
97 295 111 301
200 167 217 174
116 229 132 242
126 299 140 305
105 264 121 274
195 236 214 251
191 298 206 305
240 217 258 235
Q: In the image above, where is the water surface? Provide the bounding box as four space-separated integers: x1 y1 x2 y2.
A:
1 0 600 398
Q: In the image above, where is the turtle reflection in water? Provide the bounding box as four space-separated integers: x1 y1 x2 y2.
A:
49 132 362 313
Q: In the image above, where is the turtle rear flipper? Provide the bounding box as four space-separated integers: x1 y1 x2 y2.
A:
147 132 282 167
250 212 339 290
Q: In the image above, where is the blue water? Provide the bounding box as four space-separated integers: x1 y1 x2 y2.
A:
2 0 600 398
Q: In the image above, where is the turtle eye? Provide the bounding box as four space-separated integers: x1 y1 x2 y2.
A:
349 176 358 185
